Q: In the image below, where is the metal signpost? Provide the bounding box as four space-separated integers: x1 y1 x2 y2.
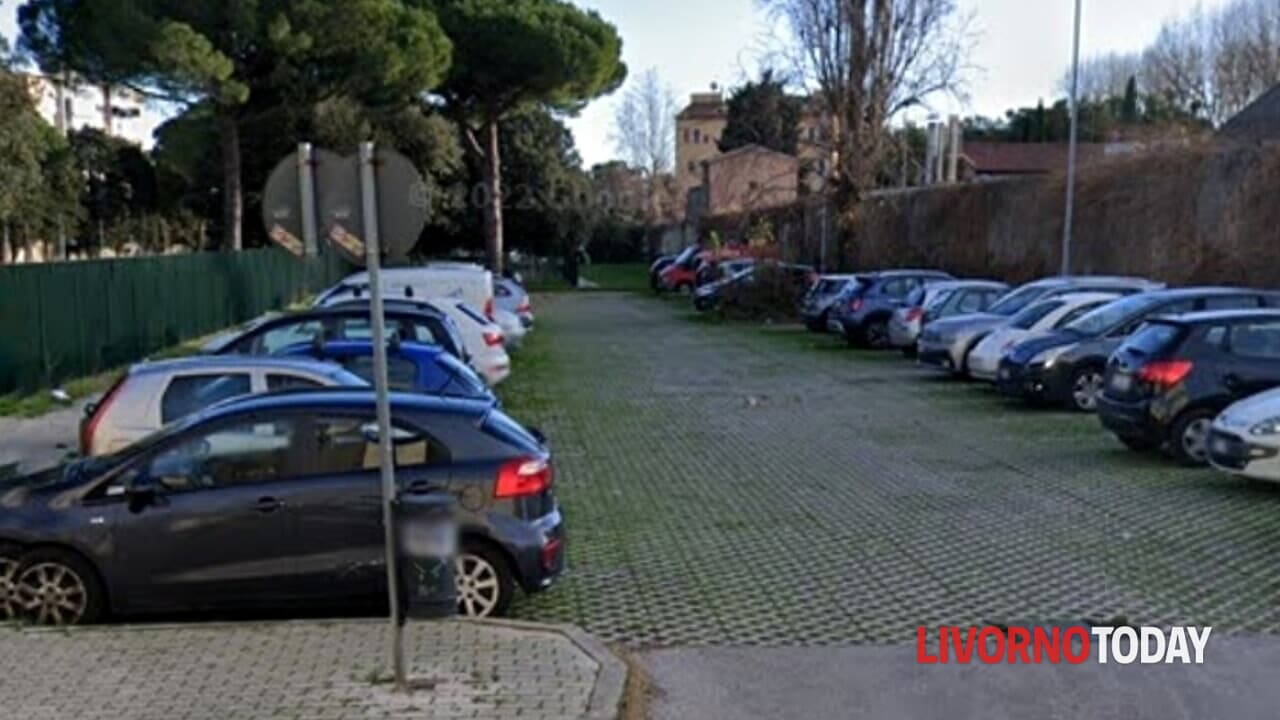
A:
263 142 429 692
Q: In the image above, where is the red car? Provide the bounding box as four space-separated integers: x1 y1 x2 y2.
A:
659 247 750 293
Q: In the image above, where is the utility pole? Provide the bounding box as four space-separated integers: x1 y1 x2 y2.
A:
1062 0 1083 276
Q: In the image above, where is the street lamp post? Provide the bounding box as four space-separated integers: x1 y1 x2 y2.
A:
1062 0 1083 276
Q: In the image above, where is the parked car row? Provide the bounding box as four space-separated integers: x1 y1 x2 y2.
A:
798 270 1280 480
1 263 559 627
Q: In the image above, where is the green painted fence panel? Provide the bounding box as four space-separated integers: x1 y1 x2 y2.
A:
0 249 348 393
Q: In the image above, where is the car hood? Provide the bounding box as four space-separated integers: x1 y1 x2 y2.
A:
1219 389 1280 428
1005 331 1082 365
0 463 87 510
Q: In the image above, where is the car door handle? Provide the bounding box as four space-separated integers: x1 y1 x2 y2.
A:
253 497 285 514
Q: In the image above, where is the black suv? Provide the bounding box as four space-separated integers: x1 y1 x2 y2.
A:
0 390 562 624
998 287 1280 412
1098 309 1280 464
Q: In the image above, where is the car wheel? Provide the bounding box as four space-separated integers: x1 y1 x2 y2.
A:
863 319 890 349
1169 410 1216 466
0 543 23 621
1068 367 1105 412
805 311 829 333
455 544 514 618
14 549 104 626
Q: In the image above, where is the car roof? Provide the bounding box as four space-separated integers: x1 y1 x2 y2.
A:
327 297 447 315
866 269 951 278
928 279 1008 290
129 356 348 377
1030 275 1159 287
1132 286 1276 301
308 340 443 358
1154 308 1280 325
206 389 493 421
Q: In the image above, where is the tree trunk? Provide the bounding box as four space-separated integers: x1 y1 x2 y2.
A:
217 108 244 251
480 118 504 276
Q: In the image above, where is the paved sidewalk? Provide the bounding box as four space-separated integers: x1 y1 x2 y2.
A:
0 398 86 474
0 618 625 720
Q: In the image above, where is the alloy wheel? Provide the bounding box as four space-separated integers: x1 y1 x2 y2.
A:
455 553 501 618
1180 418 1212 463
15 562 89 626
1072 371 1104 411
0 556 20 621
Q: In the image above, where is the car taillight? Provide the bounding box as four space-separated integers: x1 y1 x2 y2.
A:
483 330 504 347
516 299 531 313
848 297 864 312
905 308 924 322
541 538 562 571
80 376 126 455
1137 359 1194 388
495 457 553 498
484 298 495 319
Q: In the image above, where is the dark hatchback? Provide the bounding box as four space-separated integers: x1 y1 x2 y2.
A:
996 288 1280 411
0 390 563 624
1097 310 1280 464
828 269 954 348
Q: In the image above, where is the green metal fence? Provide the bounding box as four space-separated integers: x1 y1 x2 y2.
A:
0 249 349 393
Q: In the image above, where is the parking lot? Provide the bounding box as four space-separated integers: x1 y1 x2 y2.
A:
506 292 1280 646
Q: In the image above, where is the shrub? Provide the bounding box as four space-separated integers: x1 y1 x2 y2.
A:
718 263 811 323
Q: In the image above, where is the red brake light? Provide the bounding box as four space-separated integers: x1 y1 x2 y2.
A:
1137 359 1194 388
495 457 553 498
483 330 504 347
80 376 126 455
905 308 924 322
516 299 531 313
849 297 864 312
484 298 495 319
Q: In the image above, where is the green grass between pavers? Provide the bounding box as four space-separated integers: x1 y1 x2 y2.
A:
581 263 649 292
494 294 563 420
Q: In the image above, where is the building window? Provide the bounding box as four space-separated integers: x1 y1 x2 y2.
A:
688 161 697 174
692 128 701 144
683 129 691 144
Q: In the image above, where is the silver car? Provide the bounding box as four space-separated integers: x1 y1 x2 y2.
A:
495 277 534 328
800 274 860 332
888 280 1009 351
80 357 366 456
917 276 1163 377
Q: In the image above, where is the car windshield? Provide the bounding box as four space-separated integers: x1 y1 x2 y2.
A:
1064 294 1156 336
1007 299 1064 330
924 289 954 310
988 284 1050 316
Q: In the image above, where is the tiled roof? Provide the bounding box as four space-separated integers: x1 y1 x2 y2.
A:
677 99 727 121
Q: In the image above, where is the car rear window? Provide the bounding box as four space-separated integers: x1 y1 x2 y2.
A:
1120 322 1185 357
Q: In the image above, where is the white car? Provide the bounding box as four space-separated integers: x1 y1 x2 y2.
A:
433 300 510 386
1209 388 1280 482
493 307 528 350
967 292 1120 382
317 265 496 317
80 357 366 456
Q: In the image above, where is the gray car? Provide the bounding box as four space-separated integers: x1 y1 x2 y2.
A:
495 277 534 328
80 357 366 457
800 274 860 332
917 276 1164 377
888 280 1009 351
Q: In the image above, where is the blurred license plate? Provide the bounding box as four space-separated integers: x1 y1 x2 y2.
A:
1110 374 1132 393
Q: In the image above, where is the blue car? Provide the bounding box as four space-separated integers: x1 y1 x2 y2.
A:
828 269 954 348
0 390 562 622
279 340 496 405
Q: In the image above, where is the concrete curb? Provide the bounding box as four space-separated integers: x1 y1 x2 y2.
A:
15 616 628 720
470 618 628 720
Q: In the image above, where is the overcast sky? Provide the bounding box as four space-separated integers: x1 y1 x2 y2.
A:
3 0 1238 165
